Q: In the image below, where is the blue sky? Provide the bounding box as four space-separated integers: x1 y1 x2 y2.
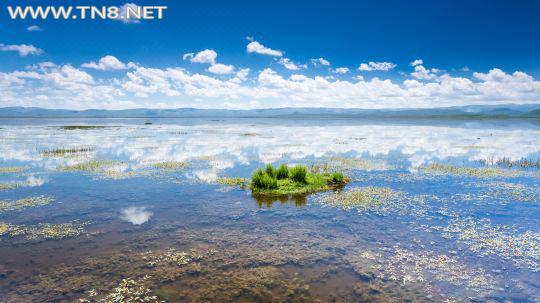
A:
1 0 540 109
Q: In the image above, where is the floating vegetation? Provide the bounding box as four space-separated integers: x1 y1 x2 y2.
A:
315 186 402 211
434 219 540 271
420 163 520 178
479 157 540 170
249 164 349 195
0 195 53 213
480 181 538 203
59 160 116 172
215 177 247 187
0 182 20 191
329 156 392 171
56 125 107 130
152 161 188 170
41 147 95 157
0 221 87 241
141 248 201 267
0 166 26 173
348 247 497 296
79 276 162 303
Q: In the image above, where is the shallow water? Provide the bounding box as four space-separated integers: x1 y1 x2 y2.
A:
0 117 539 302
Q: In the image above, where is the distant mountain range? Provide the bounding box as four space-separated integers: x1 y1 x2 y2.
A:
1 105 540 119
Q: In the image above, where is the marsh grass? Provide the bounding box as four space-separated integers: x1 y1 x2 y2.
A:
41 147 95 157
318 187 401 210
421 163 520 178
56 125 107 130
479 157 540 170
0 183 20 191
250 164 348 195
215 177 247 187
0 166 26 173
59 160 116 172
0 196 53 213
152 161 188 170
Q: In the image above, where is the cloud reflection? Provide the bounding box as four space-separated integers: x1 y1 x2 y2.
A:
120 206 153 225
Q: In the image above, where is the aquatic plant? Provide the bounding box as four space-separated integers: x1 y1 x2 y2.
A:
152 161 188 170
215 177 247 187
79 276 162 303
41 147 94 157
0 195 53 213
57 125 106 130
316 187 401 211
420 163 519 178
141 248 200 267
0 221 87 241
276 164 289 180
0 166 26 173
0 182 20 191
250 164 349 195
289 165 307 183
59 160 116 172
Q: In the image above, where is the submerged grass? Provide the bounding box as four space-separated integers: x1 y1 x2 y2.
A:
250 164 349 195
59 160 116 172
0 196 53 213
79 276 161 303
0 221 87 241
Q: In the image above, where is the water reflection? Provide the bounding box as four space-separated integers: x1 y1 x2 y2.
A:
252 193 308 208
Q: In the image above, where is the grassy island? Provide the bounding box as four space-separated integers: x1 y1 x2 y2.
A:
249 164 349 195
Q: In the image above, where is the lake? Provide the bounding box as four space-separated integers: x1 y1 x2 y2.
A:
0 117 539 302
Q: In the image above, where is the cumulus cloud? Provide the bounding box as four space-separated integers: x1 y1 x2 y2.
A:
26 25 43 32
81 55 130 71
208 63 235 74
358 61 397 71
120 206 152 225
410 59 423 66
0 43 43 56
332 67 350 74
2 57 540 110
277 58 306 71
246 41 283 57
311 57 331 66
186 49 217 64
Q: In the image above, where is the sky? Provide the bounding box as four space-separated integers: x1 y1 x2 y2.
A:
1 0 540 110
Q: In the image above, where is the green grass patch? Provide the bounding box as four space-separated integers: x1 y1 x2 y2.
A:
250 164 349 195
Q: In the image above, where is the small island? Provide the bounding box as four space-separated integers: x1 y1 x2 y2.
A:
249 164 349 196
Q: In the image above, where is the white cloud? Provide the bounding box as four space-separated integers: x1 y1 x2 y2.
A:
27 25 42 32
186 49 217 64
311 57 331 66
246 41 282 57
2 57 540 110
114 3 142 24
120 206 152 225
332 67 350 74
277 58 306 71
410 59 423 66
411 64 439 80
0 44 43 56
81 55 129 71
208 63 235 74
358 61 396 71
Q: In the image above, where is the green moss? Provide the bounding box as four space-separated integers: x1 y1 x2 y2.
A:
250 164 349 195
